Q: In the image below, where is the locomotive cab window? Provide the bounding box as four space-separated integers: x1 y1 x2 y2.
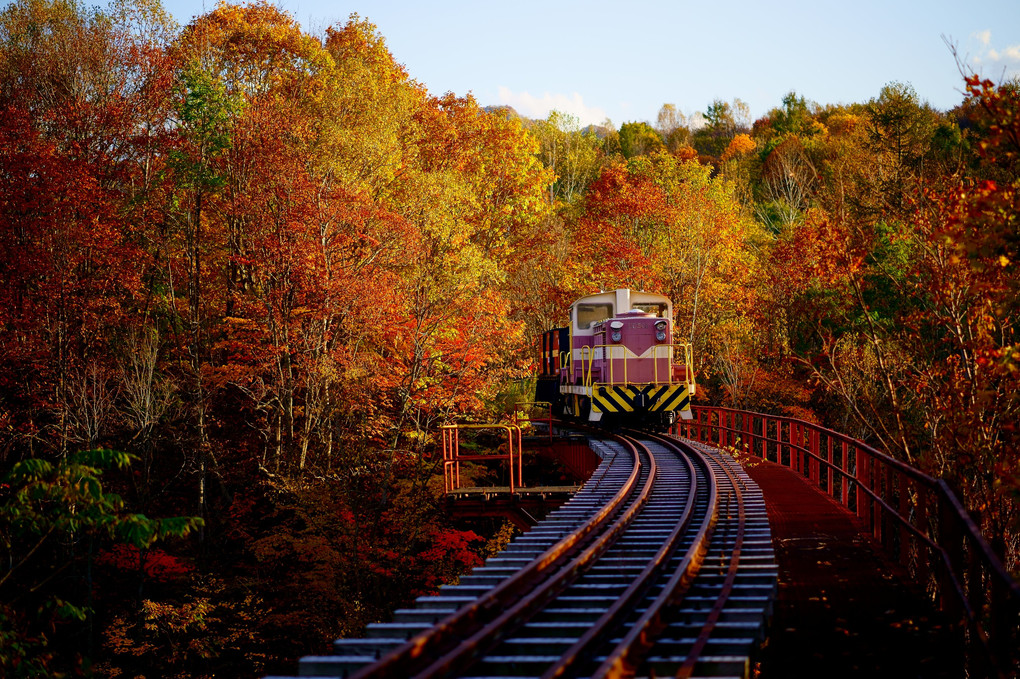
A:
576 303 613 329
633 303 668 318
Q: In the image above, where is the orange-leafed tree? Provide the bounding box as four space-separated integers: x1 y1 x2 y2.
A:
0 0 174 458
564 153 766 394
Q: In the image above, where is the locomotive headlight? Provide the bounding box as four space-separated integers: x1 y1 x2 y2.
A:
611 330 622 343
656 330 667 341
609 320 623 343
655 320 667 342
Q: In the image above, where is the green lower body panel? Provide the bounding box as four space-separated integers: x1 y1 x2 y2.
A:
591 384 691 416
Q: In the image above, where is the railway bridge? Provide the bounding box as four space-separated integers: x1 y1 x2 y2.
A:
269 407 1020 679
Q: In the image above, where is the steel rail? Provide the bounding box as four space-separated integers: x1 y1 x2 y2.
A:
350 431 645 679
412 436 660 678
590 432 721 679
292 428 775 679
540 434 700 679
673 437 747 679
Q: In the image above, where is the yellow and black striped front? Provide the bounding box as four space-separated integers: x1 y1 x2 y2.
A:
592 384 690 415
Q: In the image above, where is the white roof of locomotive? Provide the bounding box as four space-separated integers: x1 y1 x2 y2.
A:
570 289 672 332
571 288 670 309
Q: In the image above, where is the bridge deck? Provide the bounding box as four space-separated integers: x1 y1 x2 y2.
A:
744 457 964 678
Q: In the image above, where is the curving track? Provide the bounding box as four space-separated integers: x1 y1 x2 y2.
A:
278 432 776 679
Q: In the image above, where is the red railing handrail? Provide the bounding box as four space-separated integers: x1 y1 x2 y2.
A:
676 405 1019 678
442 424 524 494
512 401 554 440
695 405 938 483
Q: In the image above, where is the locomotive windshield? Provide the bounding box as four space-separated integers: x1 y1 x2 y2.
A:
576 303 613 329
633 302 668 318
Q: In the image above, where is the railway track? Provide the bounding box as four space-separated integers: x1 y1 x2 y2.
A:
277 432 776 679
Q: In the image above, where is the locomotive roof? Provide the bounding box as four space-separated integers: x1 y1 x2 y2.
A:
569 289 672 332
570 289 671 308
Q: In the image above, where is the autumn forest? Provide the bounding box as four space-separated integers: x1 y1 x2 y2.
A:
0 0 1017 676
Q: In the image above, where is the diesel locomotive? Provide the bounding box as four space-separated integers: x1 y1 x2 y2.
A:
536 289 696 427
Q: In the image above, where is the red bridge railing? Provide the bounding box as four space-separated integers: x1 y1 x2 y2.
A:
674 405 1020 678
442 424 524 494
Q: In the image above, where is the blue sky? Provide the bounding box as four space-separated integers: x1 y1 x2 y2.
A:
161 0 1020 126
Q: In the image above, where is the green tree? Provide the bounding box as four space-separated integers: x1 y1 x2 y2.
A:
693 98 750 158
166 59 242 537
866 82 940 212
0 449 202 676
618 121 663 158
766 91 814 137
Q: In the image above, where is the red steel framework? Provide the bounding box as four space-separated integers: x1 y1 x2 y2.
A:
512 401 554 441
442 424 524 493
674 405 1020 678
511 401 602 480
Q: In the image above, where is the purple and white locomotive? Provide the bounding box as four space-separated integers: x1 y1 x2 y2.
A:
536 288 696 427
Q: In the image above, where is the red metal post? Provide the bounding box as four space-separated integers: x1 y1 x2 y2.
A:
789 421 796 469
755 415 762 459
809 428 817 485
863 453 873 531
516 426 523 489
854 447 863 519
774 420 780 466
880 463 895 545
774 416 781 464
782 421 789 469
873 460 884 544
442 427 449 493
446 427 451 492
826 435 834 498
816 428 824 487
856 448 868 525
786 421 793 469
799 423 806 476
506 426 515 494
796 423 803 474
841 440 850 508
746 414 753 456
898 473 910 567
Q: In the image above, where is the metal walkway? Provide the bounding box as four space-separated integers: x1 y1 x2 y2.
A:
746 458 963 678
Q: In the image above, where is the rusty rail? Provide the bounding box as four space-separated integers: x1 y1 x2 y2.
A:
296 426 773 679
352 431 644 679
419 436 659 679
675 405 1020 678
589 433 720 678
